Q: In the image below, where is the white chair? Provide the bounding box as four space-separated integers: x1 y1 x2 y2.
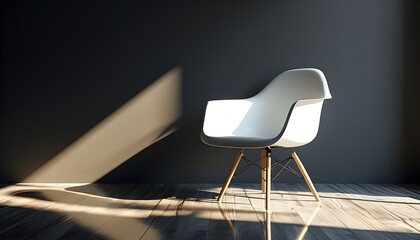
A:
201 68 332 210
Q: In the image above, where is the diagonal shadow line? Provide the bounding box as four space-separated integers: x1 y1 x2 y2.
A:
23 67 182 183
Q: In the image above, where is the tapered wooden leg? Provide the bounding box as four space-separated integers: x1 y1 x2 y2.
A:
265 211 271 240
265 148 271 211
291 152 320 202
217 149 244 202
261 148 267 193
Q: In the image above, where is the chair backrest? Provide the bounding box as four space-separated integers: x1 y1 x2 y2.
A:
233 68 331 147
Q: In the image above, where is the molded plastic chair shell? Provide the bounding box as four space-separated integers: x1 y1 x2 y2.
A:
201 68 332 148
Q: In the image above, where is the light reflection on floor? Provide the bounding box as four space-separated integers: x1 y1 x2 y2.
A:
0 184 419 240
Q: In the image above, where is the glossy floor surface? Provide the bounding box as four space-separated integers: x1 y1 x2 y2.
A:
0 183 419 239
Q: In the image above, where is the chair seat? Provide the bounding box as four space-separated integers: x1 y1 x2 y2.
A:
201 133 279 149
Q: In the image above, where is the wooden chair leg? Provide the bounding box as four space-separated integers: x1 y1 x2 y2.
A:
291 152 320 202
265 148 271 211
261 148 267 193
217 149 244 202
265 211 271 240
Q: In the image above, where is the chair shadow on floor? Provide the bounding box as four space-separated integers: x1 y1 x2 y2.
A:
2 184 322 240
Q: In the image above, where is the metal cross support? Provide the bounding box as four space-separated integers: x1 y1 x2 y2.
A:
232 152 303 182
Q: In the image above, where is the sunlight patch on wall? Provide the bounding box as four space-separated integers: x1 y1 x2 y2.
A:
24 67 182 183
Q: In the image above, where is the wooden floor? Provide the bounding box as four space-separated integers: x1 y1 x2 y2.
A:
0 183 419 240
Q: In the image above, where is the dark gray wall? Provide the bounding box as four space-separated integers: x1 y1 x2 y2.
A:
1 0 417 183
403 0 420 183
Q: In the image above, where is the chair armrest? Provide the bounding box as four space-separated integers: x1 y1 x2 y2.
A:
202 99 253 137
